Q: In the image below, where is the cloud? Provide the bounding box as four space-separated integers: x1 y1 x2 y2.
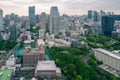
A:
0 0 120 16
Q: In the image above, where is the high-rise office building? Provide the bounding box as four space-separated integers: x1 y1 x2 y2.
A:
10 22 18 40
99 10 106 22
88 10 92 20
0 9 3 30
114 15 120 21
59 20 67 33
102 15 114 36
29 6 35 26
40 12 47 31
10 13 20 22
0 33 3 40
88 10 98 22
92 11 98 22
49 6 60 36
102 15 120 36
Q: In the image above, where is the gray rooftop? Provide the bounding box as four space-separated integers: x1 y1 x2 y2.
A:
94 48 120 60
36 61 57 71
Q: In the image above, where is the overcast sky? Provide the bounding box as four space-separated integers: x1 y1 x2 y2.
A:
0 0 120 16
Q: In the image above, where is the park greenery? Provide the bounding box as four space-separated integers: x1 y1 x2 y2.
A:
49 46 120 80
80 34 120 51
0 40 17 51
31 27 39 33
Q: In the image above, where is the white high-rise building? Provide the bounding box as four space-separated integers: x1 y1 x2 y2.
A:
0 9 3 30
49 6 60 36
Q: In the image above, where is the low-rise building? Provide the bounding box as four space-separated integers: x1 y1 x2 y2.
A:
6 55 15 67
37 39 45 46
94 48 120 71
53 39 71 47
6 55 16 72
35 61 61 77
71 39 80 48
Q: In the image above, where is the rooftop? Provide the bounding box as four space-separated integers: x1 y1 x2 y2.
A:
36 61 57 71
0 69 13 80
37 39 45 46
53 39 71 45
94 48 120 60
23 46 44 55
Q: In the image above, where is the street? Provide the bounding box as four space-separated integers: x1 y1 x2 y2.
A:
0 43 20 68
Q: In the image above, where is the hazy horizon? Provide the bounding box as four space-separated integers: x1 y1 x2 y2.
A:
0 0 120 16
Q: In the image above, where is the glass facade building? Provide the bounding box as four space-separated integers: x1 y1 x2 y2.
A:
29 6 35 26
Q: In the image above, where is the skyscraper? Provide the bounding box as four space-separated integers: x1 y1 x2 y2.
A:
88 10 98 22
29 6 35 26
0 9 3 30
99 10 106 22
88 10 92 20
92 11 98 22
40 12 47 31
102 15 120 36
102 15 114 36
49 6 60 36
10 22 18 40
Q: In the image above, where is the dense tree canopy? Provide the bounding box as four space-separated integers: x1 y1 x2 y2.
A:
84 34 120 51
49 46 97 80
0 40 17 51
49 46 120 80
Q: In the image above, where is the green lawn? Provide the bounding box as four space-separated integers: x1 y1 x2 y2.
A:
0 69 13 80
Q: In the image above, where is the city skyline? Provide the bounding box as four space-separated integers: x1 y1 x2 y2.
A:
0 0 120 16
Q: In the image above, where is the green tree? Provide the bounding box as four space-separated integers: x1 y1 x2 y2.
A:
75 75 83 80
